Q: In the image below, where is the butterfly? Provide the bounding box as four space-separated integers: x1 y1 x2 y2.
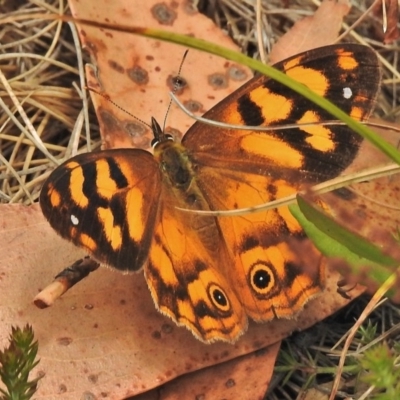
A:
40 44 381 343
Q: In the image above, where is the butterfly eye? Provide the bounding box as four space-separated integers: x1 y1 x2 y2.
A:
151 134 174 148
249 263 275 295
208 283 230 312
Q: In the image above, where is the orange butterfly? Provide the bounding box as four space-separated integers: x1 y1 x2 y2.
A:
40 44 380 343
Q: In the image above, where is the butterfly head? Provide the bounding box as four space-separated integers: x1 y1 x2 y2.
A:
150 117 174 148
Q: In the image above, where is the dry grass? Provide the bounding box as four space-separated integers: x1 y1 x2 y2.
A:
0 0 98 204
1 0 399 399
1 0 399 204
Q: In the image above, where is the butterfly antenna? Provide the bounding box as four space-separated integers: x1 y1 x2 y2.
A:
86 86 152 129
162 50 189 132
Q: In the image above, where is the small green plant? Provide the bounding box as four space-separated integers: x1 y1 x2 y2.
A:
358 320 378 345
0 325 42 400
359 342 400 400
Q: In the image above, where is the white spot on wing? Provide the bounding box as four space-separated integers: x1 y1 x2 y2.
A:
343 87 352 99
71 214 79 225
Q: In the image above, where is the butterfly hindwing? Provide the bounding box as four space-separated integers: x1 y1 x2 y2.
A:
191 165 325 320
40 150 161 271
145 195 247 342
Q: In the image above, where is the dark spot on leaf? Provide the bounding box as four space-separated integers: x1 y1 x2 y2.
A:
127 65 149 85
183 100 203 113
161 323 173 334
88 374 98 383
58 384 67 393
228 65 248 81
151 3 177 25
57 337 73 346
167 74 187 93
98 109 120 132
108 60 124 74
124 121 147 137
208 73 228 89
225 378 236 388
152 330 161 339
81 392 96 400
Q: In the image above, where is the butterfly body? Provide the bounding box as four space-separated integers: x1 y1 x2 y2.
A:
40 44 381 343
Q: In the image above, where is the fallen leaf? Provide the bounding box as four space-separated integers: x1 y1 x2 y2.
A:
327 120 400 242
373 0 400 43
269 0 351 63
0 204 362 398
157 343 280 400
69 0 252 150
320 121 400 297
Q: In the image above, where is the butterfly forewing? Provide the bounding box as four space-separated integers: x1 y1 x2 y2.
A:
183 44 381 183
40 150 161 271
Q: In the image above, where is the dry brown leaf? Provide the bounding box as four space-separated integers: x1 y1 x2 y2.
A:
325 120 400 240
269 0 351 63
0 204 361 399
319 121 400 294
384 0 400 43
70 0 252 150
157 343 280 400
372 0 400 44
